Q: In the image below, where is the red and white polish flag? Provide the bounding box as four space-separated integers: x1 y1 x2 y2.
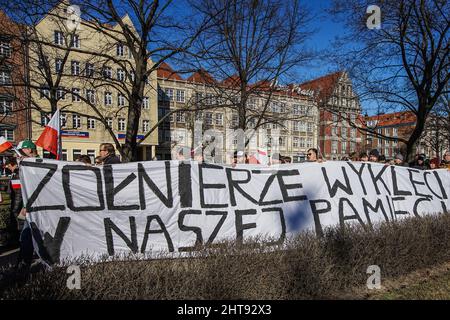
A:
36 109 61 159
10 179 21 190
248 148 269 165
0 136 13 153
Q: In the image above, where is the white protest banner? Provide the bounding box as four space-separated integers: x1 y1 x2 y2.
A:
19 159 449 264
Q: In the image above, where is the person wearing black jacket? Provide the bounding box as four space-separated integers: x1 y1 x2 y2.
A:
4 157 21 246
99 143 121 164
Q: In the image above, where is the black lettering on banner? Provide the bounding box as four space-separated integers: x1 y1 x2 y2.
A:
277 170 308 202
256 171 283 205
179 162 192 208
362 198 390 228
408 169 432 199
413 198 431 217
385 195 396 221
391 197 409 215
391 166 412 196
346 162 367 195
104 216 138 256
30 217 71 264
310 199 331 237
235 209 257 244
178 210 203 252
140 215 174 253
205 211 228 246
424 172 443 200
441 201 448 213
433 171 448 199
226 168 258 206
138 162 173 209
339 198 367 230
103 165 139 210
199 163 228 208
262 207 286 246
367 164 391 195
62 165 105 212
321 167 353 198
20 161 65 212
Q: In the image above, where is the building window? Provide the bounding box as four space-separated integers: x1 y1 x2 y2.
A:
205 93 214 105
118 93 126 106
55 58 63 74
40 85 50 98
61 149 67 161
164 88 174 101
332 141 338 154
71 60 80 75
56 87 66 100
279 137 286 147
332 126 337 136
350 141 356 152
129 70 135 82
41 112 50 126
86 89 95 104
205 112 213 125
85 63 95 77
351 128 356 138
87 150 95 163
0 99 12 115
293 105 300 115
342 141 347 154
87 117 96 129
142 97 149 109
142 120 149 132
0 70 11 85
300 137 306 148
104 92 112 106
307 122 313 133
105 117 113 129
176 112 185 123
307 137 313 149
332 113 338 122
73 149 82 161
384 128 390 136
118 118 126 131
176 90 185 103
60 113 67 127
215 113 223 126
117 68 125 81
116 43 125 56
341 126 347 138
103 66 112 79
293 137 299 148
0 41 12 57
230 114 238 128
393 127 398 137
299 121 306 132
70 34 80 48
54 31 64 45
0 128 14 141
385 147 390 157
72 114 81 128
72 88 81 102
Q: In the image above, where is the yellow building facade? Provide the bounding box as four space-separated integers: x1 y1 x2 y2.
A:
29 1 158 162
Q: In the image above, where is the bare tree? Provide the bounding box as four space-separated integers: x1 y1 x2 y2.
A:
329 0 450 162
186 0 315 144
3 0 210 162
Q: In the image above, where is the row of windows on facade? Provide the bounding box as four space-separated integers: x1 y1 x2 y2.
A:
330 141 359 154
159 130 316 149
331 112 358 123
41 113 151 132
165 111 316 132
42 57 143 83
39 87 150 108
331 126 358 138
366 137 399 147
158 88 317 116
53 31 131 58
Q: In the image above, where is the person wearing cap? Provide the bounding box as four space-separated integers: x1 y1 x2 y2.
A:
369 149 379 162
16 139 39 158
394 153 406 166
411 154 426 170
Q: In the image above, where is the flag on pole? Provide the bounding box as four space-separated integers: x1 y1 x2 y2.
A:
248 147 269 165
36 109 61 159
0 136 13 153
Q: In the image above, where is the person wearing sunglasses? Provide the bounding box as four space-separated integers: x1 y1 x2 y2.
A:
99 143 121 165
306 148 318 162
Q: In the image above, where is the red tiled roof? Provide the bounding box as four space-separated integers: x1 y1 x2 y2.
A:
157 62 183 81
187 69 216 84
222 74 241 87
298 71 343 102
365 111 416 127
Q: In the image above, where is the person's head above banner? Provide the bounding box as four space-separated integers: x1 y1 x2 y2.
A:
17 139 38 158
